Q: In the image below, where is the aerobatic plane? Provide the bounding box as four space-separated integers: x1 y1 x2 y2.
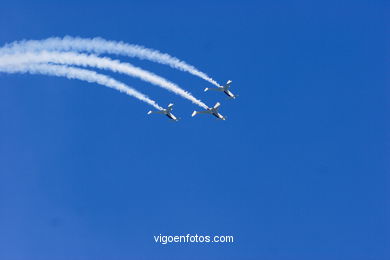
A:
147 103 179 121
191 102 226 120
204 80 237 99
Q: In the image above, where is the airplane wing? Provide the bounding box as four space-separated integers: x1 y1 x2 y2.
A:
197 110 211 114
204 87 223 92
148 110 165 115
192 110 211 117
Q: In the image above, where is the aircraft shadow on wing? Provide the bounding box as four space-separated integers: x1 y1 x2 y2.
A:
148 80 235 121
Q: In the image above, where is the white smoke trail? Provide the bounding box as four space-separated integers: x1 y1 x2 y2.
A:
0 63 162 110
0 51 208 109
0 36 222 88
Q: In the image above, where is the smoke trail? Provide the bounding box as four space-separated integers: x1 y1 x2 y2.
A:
0 36 222 88
0 51 208 109
0 63 162 110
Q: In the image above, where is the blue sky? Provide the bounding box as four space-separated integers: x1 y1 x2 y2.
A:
0 0 387 259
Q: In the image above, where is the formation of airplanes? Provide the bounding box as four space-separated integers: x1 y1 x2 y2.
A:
148 80 236 121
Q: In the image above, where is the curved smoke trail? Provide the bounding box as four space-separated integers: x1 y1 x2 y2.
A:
0 63 162 110
0 51 208 109
0 36 222 88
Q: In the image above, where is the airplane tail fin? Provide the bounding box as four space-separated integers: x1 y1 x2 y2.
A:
204 88 209 92
225 80 232 89
213 102 221 109
191 111 197 117
167 103 174 111
147 111 152 115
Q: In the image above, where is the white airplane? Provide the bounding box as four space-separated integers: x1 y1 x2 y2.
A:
204 80 237 99
147 103 179 121
191 102 226 120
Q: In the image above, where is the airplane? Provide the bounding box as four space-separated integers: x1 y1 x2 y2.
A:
147 103 180 121
191 102 226 120
204 80 237 99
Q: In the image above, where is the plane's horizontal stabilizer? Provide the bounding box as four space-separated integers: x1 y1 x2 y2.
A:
204 88 209 92
191 111 197 117
147 111 152 115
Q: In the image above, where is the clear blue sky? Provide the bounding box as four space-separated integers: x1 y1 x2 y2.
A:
0 0 387 259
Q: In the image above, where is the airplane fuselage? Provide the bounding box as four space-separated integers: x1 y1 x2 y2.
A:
209 109 225 120
166 113 178 121
213 113 222 119
148 104 179 121
224 89 235 98
192 102 225 120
